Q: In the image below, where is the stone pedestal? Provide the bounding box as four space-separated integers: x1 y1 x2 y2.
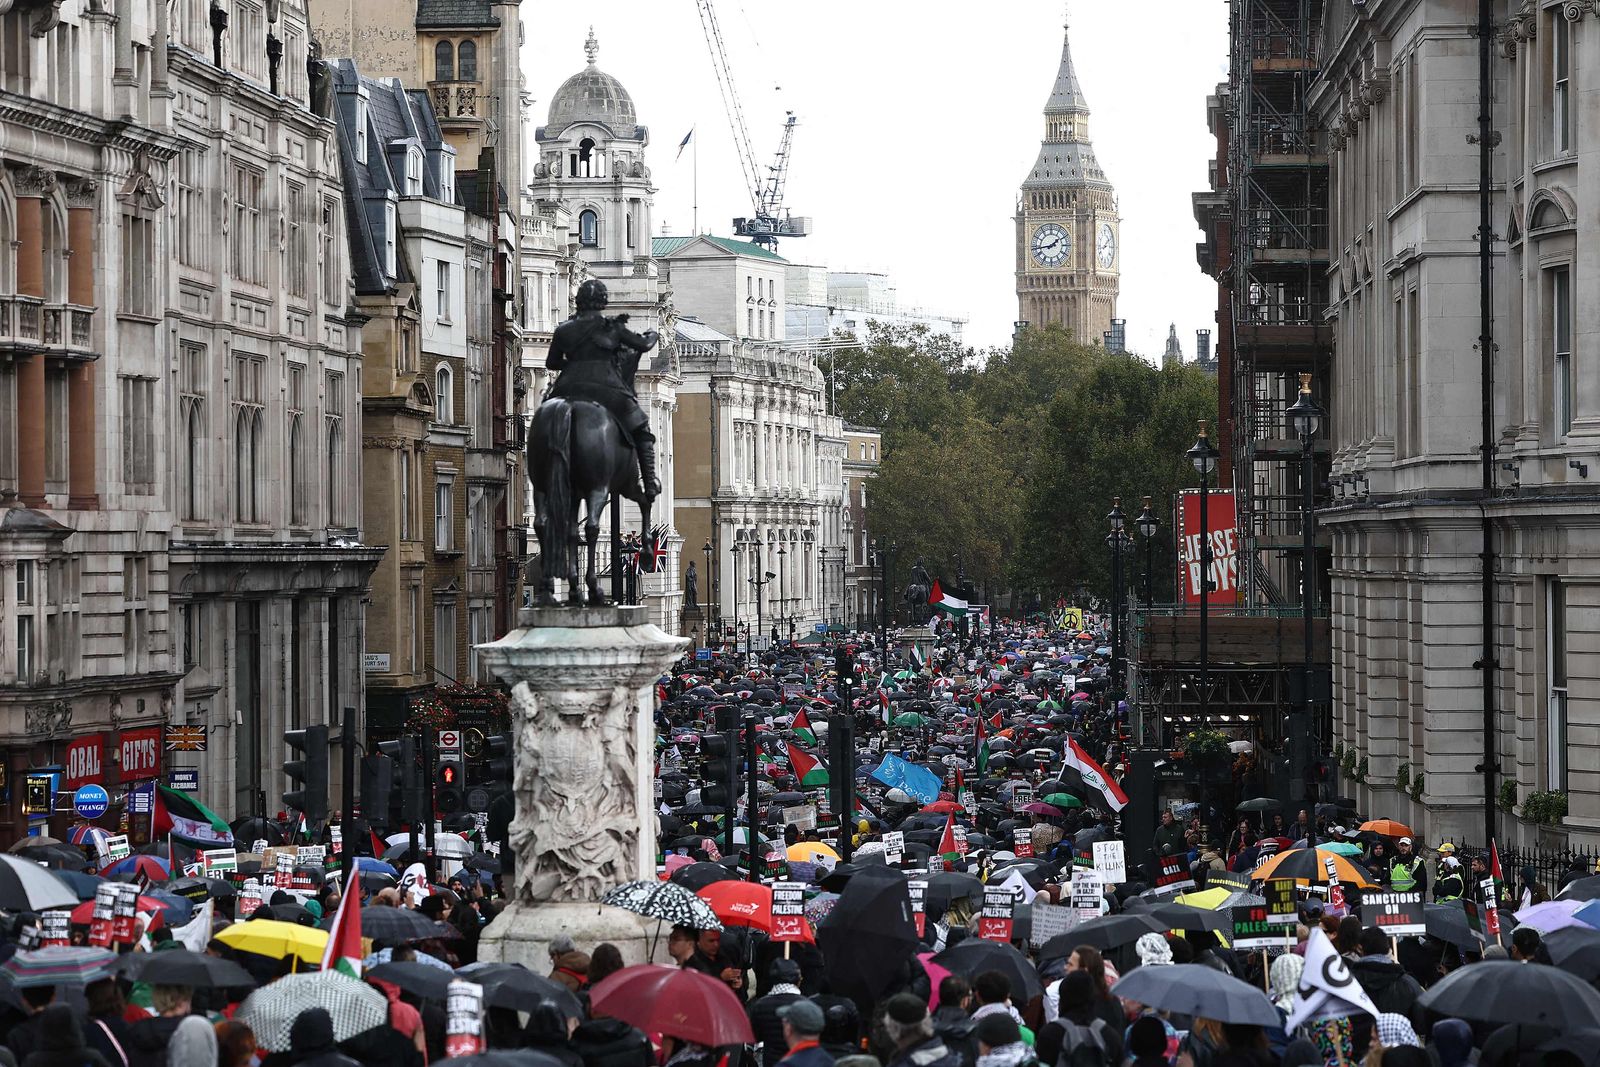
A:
475 605 689 968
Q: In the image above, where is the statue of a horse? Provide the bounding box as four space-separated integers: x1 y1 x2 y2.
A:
527 349 652 605
903 558 932 612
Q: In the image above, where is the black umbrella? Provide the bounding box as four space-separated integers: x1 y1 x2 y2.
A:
1141 902 1231 933
0 855 78 912
230 818 285 847
1423 902 1477 951
117 948 255 988
1236 798 1279 813
323 906 440 941
1419 959 1600 1028
925 871 984 910
1544 926 1600 982
1042 913 1162 956
816 867 920 1002
456 962 584 1018
600 880 722 930
164 877 237 903
1110 964 1279 1026
1559 875 1600 902
464 853 501 874
933 939 1043 1001
367 960 455 1001
13 843 89 871
668 862 743 892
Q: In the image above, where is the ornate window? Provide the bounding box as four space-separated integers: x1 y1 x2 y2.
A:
458 40 477 81
435 363 454 423
579 209 598 246
434 40 454 81
233 356 264 522
179 342 206 520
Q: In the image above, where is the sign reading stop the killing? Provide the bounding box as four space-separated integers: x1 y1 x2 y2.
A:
771 881 809 942
978 885 1016 942
1176 488 1240 605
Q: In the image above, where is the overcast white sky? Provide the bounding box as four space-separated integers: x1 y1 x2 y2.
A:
520 2 1229 358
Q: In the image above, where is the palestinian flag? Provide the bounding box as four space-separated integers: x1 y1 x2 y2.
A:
152 785 234 849
879 691 891 725
1063 737 1129 811
974 709 990 777
320 882 363 977
928 579 968 617
791 707 817 746
787 744 829 788
910 646 926 671
937 814 960 871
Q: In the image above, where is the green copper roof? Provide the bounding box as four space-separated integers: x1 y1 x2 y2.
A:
652 235 788 262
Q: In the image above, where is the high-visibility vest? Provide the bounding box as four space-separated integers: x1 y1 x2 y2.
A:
1436 871 1464 901
1392 857 1420 891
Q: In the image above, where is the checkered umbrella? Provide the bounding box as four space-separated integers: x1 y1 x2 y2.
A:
2 947 116 988
601 880 723 930
236 971 388 1052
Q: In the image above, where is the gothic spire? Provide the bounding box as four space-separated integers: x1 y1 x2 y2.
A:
1045 10 1089 115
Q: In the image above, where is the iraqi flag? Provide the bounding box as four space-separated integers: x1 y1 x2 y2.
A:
1063 737 1129 811
787 743 829 788
791 707 816 746
152 785 234 849
320 883 363 977
928 579 968 617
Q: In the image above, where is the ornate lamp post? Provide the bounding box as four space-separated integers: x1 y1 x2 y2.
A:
1285 373 1325 811
776 541 788 640
1186 422 1221 732
1104 498 1131 689
703 539 715 635
731 533 745 659
1136 495 1160 609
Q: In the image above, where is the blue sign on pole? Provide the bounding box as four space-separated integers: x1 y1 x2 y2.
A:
169 769 199 793
695 648 712 662
72 784 110 819
814 623 827 633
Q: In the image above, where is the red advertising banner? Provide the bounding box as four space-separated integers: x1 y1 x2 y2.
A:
65 734 106 791
119 728 162 781
1175 489 1241 605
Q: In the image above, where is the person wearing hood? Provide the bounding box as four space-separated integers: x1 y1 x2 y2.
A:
19 1006 112 1067
1348 928 1424 1055
1265 953 1304 1058
1434 854 1465 902
1428 1020 1474 1067
1514 866 1549 910
523 1003 584 1067
286 1010 361 1067
166 1017 217 1067
1035 972 1119 1067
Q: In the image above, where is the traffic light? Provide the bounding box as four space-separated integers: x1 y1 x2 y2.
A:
377 736 421 825
360 753 395 827
283 724 330 824
436 759 465 814
485 733 513 796
835 646 856 688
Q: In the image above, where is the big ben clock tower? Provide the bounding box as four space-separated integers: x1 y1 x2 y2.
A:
1015 13 1119 341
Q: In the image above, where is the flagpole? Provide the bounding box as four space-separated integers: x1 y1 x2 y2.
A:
693 130 699 235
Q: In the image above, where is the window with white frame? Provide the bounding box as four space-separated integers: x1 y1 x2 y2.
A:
120 214 155 316
231 163 265 285
435 363 454 423
285 181 308 301
354 95 369 163
1553 266 1573 437
175 152 206 271
468 601 490 682
321 196 343 305
436 260 452 321
433 596 456 684
231 0 266 82
435 475 454 551
383 203 397 279
405 148 424 196
326 371 345 525
1554 13 1573 156
123 554 148 668
579 209 597 246
14 559 34 681
179 342 206 520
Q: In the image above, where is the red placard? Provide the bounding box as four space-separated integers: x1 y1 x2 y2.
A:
1012 828 1034 859
907 879 927 938
1175 489 1241 605
65 734 106 791
119 728 162 780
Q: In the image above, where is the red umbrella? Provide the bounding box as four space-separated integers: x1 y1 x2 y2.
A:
697 882 814 943
590 964 754 1046
69 897 167 930
921 801 963 814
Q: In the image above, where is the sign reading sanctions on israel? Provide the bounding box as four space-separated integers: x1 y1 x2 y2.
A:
1359 890 1426 936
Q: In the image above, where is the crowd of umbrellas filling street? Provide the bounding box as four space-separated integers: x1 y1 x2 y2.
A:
3 619 1600 1067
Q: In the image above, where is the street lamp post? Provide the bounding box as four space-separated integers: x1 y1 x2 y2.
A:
1186 422 1221 732
1105 498 1127 688
1136 495 1160 609
871 539 895 657
753 565 775 662
731 537 743 658
1286 373 1325 812
703 539 715 635
777 542 787 641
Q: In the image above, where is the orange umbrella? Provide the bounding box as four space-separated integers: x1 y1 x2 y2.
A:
1359 819 1414 838
1253 847 1380 888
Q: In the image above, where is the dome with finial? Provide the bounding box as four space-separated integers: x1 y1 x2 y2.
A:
546 27 639 136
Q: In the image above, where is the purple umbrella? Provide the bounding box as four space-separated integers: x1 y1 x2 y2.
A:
1022 802 1064 817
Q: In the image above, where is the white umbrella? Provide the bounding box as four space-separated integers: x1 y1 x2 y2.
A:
0 854 77 911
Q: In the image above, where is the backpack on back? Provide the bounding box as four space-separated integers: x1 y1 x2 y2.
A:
1055 1019 1111 1067
571 1018 654 1067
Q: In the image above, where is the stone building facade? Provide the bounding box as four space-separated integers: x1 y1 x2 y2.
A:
0 0 379 840
1313 0 1600 847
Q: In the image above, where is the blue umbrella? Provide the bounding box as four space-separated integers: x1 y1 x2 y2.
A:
351 857 399 877
141 889 194 924
51 869 104 901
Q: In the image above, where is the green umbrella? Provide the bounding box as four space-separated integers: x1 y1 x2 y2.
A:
893 712 927 727
894 670 918 680
1037 699 1062 711
1320 841 1363 857
1041 792 1084 809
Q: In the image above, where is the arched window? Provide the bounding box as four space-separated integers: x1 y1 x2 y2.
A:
327 422 343 524
184 404 202 519
457 40 477 82
579 209 598 246
578 138 596 178
288 416 304 524
434 40 454 81
1530 198 1571 231
234 409 259 522
435 363 454 423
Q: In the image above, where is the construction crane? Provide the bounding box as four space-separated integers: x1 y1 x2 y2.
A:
693 0 812 249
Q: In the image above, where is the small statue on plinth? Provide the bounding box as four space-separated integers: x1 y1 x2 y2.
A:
684 561 699 609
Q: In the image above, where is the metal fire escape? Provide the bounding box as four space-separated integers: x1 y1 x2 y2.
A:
1228 0 1332 604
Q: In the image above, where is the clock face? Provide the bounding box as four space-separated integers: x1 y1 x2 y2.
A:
1097 223 1117 268
1031 223 1071 267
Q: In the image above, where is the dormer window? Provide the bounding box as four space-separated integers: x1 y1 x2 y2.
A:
355 95 369 164
384 202 397 277
440 154 456 203
406 147 424 195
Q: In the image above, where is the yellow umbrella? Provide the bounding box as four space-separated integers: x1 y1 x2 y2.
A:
1175 887 1235 911
215 919 328 966
786 842 841 863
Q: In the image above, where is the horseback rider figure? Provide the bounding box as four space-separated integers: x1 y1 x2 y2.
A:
545 278 661 499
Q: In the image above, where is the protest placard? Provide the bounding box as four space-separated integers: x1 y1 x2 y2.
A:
882 831 906 865
1359 890 1426 936
1013 827 1034 859
102 834 131 864
88 883 116 947
112 882 140 944
40 909 70 948
1093 840 1126 882
953 824 969 855
1230 903 1280 949
329 827 343 855
237 879 263 919
444 980 486 1057
298 844 327 867
1011 785 1034 813
1029 898 1079 947
784 805 818 832
978 885 1016 942
1070 872 1102 919
1155 855 1195 892
1265 878 1299 925
771 881 809 942
908 879 928 937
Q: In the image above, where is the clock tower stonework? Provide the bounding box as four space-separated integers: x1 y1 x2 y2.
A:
1015 15 1119 342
